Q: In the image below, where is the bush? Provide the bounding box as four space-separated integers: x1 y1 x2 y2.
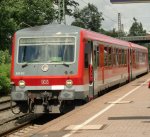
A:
0 50 11 64
0 64 10 95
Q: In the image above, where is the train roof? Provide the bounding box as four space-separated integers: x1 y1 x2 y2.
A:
130 42 148 51
81 29 130 47
81 29 147 51
16 24 130 47
16 24 81 35
16 24 147 51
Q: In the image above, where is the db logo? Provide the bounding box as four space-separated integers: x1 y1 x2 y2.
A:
41 80 49 85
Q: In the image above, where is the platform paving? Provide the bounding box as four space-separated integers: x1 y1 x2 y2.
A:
24 73 150 137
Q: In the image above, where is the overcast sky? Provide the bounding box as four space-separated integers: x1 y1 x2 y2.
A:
67 0 150 33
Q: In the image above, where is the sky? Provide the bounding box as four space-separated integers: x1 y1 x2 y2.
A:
66 0 150 33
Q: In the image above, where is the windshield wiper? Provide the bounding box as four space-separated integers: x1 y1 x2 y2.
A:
22 62 28 68
62 62 69 67
48 60 69 67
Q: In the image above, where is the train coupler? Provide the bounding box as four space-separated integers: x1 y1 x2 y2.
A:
42 91 52 112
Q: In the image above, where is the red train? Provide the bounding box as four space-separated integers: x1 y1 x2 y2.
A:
10 24 148 113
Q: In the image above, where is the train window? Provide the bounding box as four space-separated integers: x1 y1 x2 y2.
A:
18 45 46 63
115 49 119 66
112 48 116 67
18 37 75 64
108 47 112 67
136 51 139 63
60 45 74 62
138 51 140 63
104 47 108 67
112 48 114 66
84 43 90 68
114 48 119 67
96 46 100 67
121 49 125 65
141 52 146 63
124 50 127 65
139 52 143 63
118 49 122 66
84 53 88 68
93 41 100 68
93 50 97 68
115 48 118 66
132 50 136 67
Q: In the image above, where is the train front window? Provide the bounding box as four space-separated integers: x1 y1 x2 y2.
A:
18 37 75 64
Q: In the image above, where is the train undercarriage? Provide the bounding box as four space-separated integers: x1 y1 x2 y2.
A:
11 90 78 114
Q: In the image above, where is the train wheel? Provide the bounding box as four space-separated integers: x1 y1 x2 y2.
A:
28 100 35 113
16 101 28 113
59 100 75 114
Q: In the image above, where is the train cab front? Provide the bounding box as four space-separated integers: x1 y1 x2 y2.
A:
10 33 82 114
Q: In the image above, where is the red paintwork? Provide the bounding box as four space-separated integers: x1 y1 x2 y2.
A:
11 29 148 88
11 32 84 86
11 33 16 82
81 29 130 47
130 42 148 77
130 42 148 52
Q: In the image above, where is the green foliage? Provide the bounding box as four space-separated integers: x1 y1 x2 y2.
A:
0 64 10 95
0 50 11 64
100 28 126 38
21 0 56 26
71 19 85 28
129 18 146 36
0 0 79 50
54 0 79 16
100 28 119 37
71 3 104 32
0 50 11 95
0 0 56 50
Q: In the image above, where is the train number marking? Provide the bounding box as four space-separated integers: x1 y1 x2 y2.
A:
41 80 49 85
16 72 25 75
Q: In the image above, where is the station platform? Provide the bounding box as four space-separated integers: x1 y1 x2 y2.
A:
25 73 150 137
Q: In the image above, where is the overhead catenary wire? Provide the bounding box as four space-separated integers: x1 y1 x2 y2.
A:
103 0 119 14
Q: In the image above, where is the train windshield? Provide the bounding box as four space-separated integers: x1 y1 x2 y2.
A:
18 37 75 64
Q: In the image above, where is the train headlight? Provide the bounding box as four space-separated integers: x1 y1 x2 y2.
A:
66 80 73 88
19 80 25 88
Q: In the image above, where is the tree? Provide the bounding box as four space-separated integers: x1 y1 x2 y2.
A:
71 3 104 32
129 18 146 36
21 0 56 26
0 0 55 50
0 0 79 50
100 28 121 38
54 0 79 23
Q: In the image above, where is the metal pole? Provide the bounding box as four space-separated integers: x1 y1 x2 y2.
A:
118 13 121 37
58 0 61 24
63 0 66 24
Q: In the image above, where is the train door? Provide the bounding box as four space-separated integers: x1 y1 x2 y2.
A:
84 41 93 100
88 41 99 99
88 41 94 100
93 42 99 94
84 41 100 100
128 48 132 81
130 48 133 80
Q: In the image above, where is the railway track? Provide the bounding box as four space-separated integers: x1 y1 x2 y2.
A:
0 97 38 136
0 113 42 137
0 96 16 112
0 96 74 136
2 113 61 137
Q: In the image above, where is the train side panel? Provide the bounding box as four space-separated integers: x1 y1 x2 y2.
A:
130 43 148 79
